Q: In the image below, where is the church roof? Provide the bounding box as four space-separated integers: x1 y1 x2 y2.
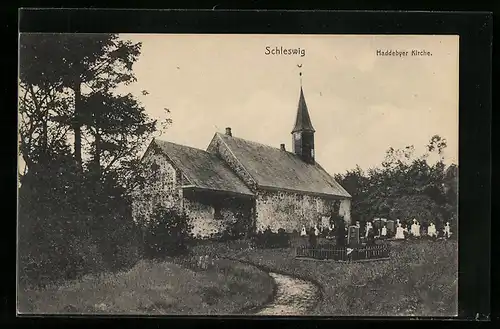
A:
215 133 351 198
153 139 254 196
292 87 315 133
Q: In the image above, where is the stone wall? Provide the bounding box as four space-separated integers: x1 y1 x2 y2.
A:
255 189 350 233
183 192 254 239
131 152 183 225
182 197 225 238
132 146 252 239
133 140 352 238
339 199 352 224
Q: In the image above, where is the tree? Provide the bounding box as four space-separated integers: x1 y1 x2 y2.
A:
18 81 73 175
18 34 168 285
19 34 144 169
335 135 457 230
80 90 158 178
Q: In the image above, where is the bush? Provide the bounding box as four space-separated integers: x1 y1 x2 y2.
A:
143 206 193 258
214 219 246 242
253 227 290 248
18 158 143 287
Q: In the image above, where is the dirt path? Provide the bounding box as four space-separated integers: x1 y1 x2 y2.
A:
256 272 319 316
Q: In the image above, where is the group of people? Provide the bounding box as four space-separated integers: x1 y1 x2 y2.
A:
298 217 453 247
299 224 321 237
350 218 453 240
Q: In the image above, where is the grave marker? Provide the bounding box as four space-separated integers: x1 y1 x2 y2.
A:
347 225 360 247
386 220 395 236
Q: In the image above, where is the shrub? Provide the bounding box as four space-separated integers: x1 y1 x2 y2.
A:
18 164 143 287
253 227 290 248
215 219 246 242
143 206 193 258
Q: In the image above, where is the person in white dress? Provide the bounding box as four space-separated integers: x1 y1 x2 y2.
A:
410 219 421 237
443 222 452 238
314 224 320 236
365 222 373 238
395 223 405 239
427 222 437 237
381 225 387 238
300 225 307 237
410 219 418 236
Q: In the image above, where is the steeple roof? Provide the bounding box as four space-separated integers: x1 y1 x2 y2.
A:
292 86 315 133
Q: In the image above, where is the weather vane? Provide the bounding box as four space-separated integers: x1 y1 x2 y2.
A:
297 64 303 86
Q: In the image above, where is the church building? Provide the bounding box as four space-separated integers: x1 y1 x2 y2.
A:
131 86 352 238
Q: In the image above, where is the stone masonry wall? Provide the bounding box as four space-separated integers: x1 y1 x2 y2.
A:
339 199 352 224
131 152 183 225
255 189 351 233
131 146 248 239
182 197 225 238
183 194 253 239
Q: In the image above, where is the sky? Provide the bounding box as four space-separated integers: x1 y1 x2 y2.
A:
19 34 459 177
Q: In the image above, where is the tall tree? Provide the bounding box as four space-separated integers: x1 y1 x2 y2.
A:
80 90 157 178
18 81 73 175
19 34 142 169
18 34 167 285
335 135 457 228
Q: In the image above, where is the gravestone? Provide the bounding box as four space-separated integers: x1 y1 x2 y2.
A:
386 220 395 236
347 225 360 247
373 218 382 235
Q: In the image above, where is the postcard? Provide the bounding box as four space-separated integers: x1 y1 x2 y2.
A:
17 33 459 317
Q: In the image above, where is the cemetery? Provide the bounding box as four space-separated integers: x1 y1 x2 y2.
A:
189 221 458 316
293 217 453 262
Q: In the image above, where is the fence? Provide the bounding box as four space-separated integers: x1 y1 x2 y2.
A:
295 243 390 262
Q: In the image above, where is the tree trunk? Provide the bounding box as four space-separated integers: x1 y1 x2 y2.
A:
73 83 82 168
41 112 48 163
94 127 101 178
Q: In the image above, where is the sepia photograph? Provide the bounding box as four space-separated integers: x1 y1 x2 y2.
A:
17 33 459 317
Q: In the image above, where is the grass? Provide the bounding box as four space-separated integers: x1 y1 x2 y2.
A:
17 257 275 315
191 238 458 316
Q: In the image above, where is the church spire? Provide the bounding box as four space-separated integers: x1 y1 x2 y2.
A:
291 69 316 164
292 86 315 133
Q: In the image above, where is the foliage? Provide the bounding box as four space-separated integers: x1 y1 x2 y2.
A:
17 153 141 287
252 227 290 248
17 34 159 287
334 135 457 230
212 201 253 242
18 33 170 183
142 206 194 258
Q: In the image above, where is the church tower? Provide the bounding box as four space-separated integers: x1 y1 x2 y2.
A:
292 85 315 164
